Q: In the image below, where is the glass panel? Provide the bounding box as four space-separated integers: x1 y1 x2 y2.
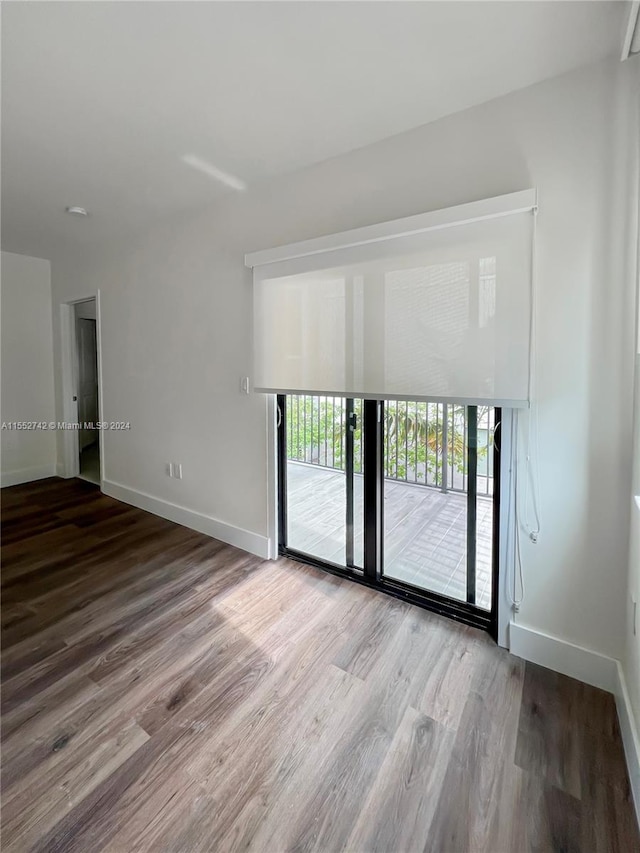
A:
352 398 364 568
475 407 495 611
285 394 363 569
382 402 494 610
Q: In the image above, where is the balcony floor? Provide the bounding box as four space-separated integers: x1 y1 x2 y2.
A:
286 461 493 611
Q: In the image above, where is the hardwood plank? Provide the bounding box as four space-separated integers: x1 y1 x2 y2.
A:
1 527 214 647
2 719 149 852
157 662 365 851
1 477 637 853
346 706 455 853
1 675 102 788
427 651 525 852
407 613 489 730
331 591 406 680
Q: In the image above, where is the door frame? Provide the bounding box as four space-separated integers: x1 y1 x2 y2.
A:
274 394 505 642
59 293 104 485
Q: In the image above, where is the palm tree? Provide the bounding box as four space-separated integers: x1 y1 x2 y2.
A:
384 402 487 481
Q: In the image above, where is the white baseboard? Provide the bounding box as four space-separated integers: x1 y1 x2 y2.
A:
1 464 56 488
615 662 640 823
102 479 270 559
509 621 618 693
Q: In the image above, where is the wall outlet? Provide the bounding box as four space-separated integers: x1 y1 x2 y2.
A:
240 376 250 395
165 462 173 477
173 463 183 480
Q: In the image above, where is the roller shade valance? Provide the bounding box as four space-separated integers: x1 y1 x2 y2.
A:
247 190 536 407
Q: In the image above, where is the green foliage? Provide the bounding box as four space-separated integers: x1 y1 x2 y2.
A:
286 396 491 486
286 396 361 471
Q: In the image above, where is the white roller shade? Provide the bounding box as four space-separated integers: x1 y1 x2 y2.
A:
247 190 536 406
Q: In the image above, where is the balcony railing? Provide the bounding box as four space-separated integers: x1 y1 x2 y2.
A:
286 395 494 496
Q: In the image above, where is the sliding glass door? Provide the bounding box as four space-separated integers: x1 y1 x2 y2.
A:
278 394 500 634
382 403 497 611
279 395 363 570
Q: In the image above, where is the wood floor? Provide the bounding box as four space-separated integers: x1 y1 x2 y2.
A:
1 478 638 853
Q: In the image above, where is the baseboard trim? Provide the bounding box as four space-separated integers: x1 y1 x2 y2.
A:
102 479 270 559
616 662 640 823
509 621 618 693
1 464 56 488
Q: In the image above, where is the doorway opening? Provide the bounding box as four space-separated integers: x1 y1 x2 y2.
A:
277 394 500 636
74 299 100 484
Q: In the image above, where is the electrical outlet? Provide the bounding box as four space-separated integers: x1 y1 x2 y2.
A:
173 463 183 480
529 531 538 544
165 462 173 477
240 376 250 395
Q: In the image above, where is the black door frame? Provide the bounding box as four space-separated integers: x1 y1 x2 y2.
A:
277 395 501 639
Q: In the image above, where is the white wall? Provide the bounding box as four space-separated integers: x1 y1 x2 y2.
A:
624 348 640 765
1 251 56 485
50 58 638 663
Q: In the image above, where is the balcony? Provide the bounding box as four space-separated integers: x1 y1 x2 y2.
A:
285 397 495 611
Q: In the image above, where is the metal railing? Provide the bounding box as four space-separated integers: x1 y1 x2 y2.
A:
286 395 494 496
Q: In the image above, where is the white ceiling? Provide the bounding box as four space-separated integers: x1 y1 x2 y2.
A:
1 1 628 260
